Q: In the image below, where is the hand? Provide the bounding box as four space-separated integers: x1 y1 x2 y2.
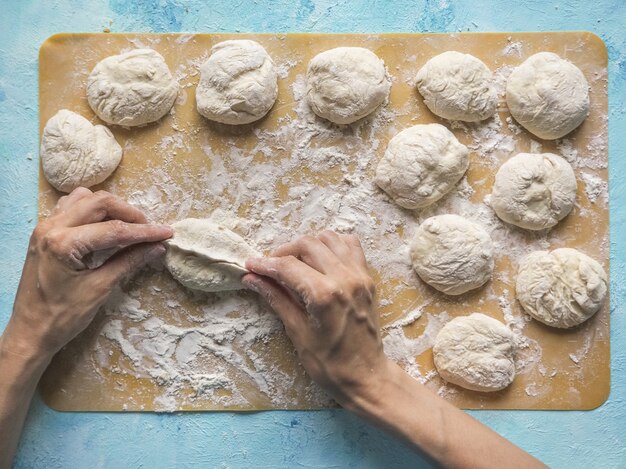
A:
1 187 172 362
242 231 390 407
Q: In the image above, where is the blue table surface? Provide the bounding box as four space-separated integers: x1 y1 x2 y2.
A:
1 1 625 468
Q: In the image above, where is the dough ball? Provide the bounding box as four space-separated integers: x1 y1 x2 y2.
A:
87 49 179 126
491 153 577 231
196 40 278 125
506 52 589 140
433 313 516 392
306 47 391 124
415 51 497 122
516 248 607 328
41 109 122 193
375 123 469 209
165 218 260 292
410 214 494 295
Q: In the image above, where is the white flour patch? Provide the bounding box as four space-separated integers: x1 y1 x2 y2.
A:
581 171 608 204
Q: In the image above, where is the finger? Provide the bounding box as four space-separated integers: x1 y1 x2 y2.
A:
53 187 93 214
339 233 368 269
317 230 354 265
241 273 306 341
60 191 148 227
272 236 343 274
246 256 330 305
69 220 173 253
94 242 166 288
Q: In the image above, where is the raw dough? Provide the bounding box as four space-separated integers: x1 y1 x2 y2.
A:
306 47 391 124
516 248 607 328
415 51 497 122
41 109 122 193
196 40 278 125
375 123 469 209
410 214 494 295
506 52 589 140
491 153 577 230
433 313 516 392
87 49 179 126
165 218 260 292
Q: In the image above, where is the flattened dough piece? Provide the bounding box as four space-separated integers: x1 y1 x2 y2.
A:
306 47 391 124
87 49 179 126
506 52 589 140
165 218 260 292
491 152 577 231
410 214 494 295
516 248 608 328
41 109 122 193
375 123 469 209
415 51 497 122
433 313 516 392
196 40 278 125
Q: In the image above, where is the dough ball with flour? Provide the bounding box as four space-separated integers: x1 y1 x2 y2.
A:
375 124 469 209
433 313 516 392
506 52 589 140
196 40 278 125
410 214 494 295
516 248 607 328
415 51 497 122
165 218 260 292
41 109 122 193
491 153 577 231
306 47 391 124
87 49 179 126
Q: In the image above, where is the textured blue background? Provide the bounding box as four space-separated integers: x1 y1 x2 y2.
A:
1 1 625 467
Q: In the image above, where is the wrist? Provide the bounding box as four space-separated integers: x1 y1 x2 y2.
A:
1 320 55 370
339 358 397 416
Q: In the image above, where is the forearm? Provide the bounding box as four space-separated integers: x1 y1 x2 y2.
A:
344 360 546 469
0 331 51 469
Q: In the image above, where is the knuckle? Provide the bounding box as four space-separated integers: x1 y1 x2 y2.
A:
31 222 50 243
299 235 318 249
345 274 376 299
72 186 92 197
93 190 114 205
277 255 298 268
314 282 345 308
108 219 127 232
41 229 64 253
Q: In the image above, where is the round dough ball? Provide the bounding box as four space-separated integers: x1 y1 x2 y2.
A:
506 52 589 140
410 214 494 295
375 123 469 209
433 313 516 392
87 49 179 126
415 51 497 122
491 153 577 231
40 109 122 193
516 248 607 328
196 40 278 125
165 218 260 292
306 47 391 124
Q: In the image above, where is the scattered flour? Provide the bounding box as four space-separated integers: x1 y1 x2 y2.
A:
44 39 608 410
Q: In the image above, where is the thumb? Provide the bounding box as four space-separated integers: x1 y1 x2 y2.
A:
96 242 166 287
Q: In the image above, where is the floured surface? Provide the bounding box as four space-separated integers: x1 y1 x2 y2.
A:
38 33 609 411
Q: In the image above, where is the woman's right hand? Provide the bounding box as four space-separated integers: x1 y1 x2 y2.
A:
242 231 392 408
